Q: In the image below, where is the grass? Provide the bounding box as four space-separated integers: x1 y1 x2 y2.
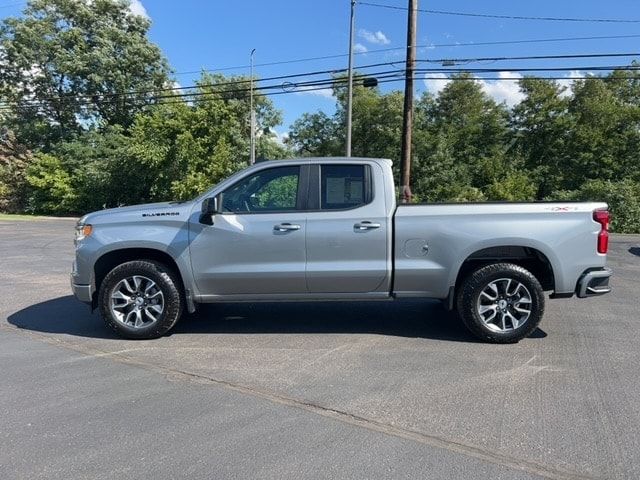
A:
0 213 77 221
0 213 41 221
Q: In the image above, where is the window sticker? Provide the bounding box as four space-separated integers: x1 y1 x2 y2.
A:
326 177 346 204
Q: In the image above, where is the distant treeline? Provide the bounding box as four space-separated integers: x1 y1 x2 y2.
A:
1 0 639 232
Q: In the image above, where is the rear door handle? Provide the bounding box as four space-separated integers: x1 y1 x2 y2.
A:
274 223 301 232
354 221 381 230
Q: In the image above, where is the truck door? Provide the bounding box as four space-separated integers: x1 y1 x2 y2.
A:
305 163 390 293
189 164 309 296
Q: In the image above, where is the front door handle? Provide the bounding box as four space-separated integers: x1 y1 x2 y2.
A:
274 223 301 232
354 221 381 230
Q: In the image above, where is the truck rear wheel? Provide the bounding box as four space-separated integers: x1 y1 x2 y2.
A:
456 263 544 343
98 260 184 339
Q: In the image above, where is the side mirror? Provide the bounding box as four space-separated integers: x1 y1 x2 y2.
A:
199 196 220 225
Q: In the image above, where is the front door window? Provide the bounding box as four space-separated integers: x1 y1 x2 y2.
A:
222 166 300 213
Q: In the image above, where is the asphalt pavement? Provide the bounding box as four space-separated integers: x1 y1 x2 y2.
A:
1 217 639 480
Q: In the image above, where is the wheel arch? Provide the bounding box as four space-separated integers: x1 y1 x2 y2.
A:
93 247 194 312
453 245 556 294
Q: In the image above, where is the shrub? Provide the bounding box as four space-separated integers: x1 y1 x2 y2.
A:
25 153 76 215
486 170 537 201
551 180 640 233
0 130 32 213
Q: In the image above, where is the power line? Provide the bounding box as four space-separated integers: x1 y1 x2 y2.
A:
0 64 627 111
360 1 640 23
0 71 378 111
4 52 635 107
2 65 639 113
423 52 640 65
173 34 640 76
2 63 639 112
418 65 640 73
0 60 410 110
0 72 632 114
0 62 380 105
0 70 404 111
116 73 640 111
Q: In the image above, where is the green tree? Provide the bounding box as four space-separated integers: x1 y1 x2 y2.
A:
25 152 76 214
19 127 142 213
485 170 537 201
288 75 403 163
412 75 514 201
565 77 636 188
552 180 640 233
129 73 284 201
288 111 341 157
511 78 572 198
0 129 32 212
257 129 293 160
604 68 640 184
337 83 404 161
564 77 640 189
0 0 171 149
51 126 144 211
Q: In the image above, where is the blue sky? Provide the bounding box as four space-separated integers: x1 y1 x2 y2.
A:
3 0 640 136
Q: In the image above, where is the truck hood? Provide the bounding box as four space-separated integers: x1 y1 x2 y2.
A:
80 201 195 225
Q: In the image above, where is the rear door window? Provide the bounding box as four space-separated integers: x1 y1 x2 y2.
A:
320 165 370 210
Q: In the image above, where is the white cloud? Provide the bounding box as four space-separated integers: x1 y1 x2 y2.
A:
423 70 597 107
354 43 368 54
477 71 525 107
358 29 390 45
423 73 451 96
424 71 524 107
557 70 585 97
128 0 149 18
270 128 289 146
293 85 334 100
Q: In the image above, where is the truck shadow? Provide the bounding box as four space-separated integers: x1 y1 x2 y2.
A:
6 295 547 343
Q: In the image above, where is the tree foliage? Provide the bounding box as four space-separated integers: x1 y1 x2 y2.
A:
412 75 512 201
0 1 639 232
0 130 32 212
287 72 640 231
552 180 640 233
25 152 76 214
0 0 171 148
128 74 284 201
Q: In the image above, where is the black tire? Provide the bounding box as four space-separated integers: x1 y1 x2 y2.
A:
98 260 184 339
456 263 545 343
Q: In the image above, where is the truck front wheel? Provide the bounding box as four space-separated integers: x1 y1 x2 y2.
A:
456 263 545 343
98 260 184 339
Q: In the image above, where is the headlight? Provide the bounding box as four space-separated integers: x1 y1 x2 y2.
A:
75 223 93 242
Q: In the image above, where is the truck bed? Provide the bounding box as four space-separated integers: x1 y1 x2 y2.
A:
392 202 607 299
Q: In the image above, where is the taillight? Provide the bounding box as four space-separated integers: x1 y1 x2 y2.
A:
593 209 610 254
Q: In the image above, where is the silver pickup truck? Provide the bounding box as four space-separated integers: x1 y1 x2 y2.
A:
71 157 612 343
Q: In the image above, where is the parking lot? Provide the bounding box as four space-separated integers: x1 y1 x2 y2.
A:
1 217 639 479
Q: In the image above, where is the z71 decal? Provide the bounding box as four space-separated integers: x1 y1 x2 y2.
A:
546 206 579 212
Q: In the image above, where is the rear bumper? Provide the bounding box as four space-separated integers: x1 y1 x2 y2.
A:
576 267 612 298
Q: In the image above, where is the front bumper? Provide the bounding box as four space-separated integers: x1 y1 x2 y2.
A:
71 275 93 303
576 267 612 298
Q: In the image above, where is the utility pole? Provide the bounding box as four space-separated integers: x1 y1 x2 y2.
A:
249 48 256 165
399 0 417 203
346 0 356 157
